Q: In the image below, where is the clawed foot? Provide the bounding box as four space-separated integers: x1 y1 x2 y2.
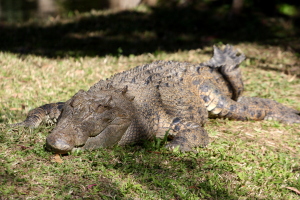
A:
203 44 245 69
164 136 197 153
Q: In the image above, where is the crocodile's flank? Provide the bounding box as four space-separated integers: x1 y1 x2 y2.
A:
11 45 300 154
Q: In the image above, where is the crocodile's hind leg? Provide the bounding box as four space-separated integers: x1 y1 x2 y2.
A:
10 102 64 128
156 82 210 152
196 80 300 123
203 45 246 100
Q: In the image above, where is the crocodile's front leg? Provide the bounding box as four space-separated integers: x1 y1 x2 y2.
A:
165 119 209 152
10 102 64 128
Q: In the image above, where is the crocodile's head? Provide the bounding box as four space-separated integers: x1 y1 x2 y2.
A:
46 87 134 154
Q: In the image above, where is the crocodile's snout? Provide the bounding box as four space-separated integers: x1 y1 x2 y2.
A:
45 123 89 154
46 136 74 154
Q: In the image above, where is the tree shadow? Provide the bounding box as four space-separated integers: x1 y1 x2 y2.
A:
83 146 243 199
0 3 299 58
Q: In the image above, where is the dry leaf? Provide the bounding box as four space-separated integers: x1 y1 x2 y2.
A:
286 187 300 195
9 107 22 111
17 144 29 150
51 154 63 163
87 184 97 190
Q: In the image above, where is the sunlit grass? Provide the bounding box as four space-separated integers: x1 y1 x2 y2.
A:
0 38 300 200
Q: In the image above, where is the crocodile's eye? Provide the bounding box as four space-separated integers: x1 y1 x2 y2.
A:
90 102 111 113
69 90 87 108
95 105 108 113
70 98 83 108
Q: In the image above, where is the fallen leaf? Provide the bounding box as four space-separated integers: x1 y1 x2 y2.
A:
147 151 162 154
17 144 29 150
286 187 300 195
9 107 22 111
188 186 200 189
51 154 63 163
87 184 97 190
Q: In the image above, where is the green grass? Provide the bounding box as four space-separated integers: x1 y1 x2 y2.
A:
1 43 299 200
1 9 300 200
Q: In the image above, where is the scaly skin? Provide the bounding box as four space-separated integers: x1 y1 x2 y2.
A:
11 102 64 128
10 45 300 154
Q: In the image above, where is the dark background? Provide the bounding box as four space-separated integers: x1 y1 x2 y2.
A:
0 0 299 58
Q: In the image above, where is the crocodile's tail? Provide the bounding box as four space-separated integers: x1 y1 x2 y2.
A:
203 45 246 100
10 102 64 128
237 97 300 124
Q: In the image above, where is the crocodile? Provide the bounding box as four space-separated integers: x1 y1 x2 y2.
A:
11 45 300 154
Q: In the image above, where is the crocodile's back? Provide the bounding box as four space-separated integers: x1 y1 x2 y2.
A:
89 60 234 98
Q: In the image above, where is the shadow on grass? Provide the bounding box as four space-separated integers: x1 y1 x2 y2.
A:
0 136 234 199
0 3 299 58
75 145 245 199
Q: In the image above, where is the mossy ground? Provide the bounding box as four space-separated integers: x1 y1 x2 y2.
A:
1 5 300 200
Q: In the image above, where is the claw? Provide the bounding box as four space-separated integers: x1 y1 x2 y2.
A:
165 143 197 153
203 45 245 69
